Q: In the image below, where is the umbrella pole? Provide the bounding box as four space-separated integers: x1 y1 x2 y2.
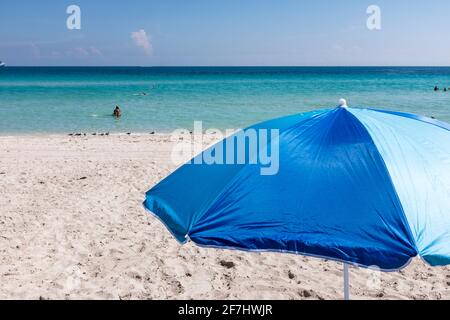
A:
343 263 350 300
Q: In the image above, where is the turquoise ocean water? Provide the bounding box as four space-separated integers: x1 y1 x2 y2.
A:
1 67 450 135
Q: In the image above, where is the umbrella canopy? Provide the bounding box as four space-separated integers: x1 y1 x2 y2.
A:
144 105 450 271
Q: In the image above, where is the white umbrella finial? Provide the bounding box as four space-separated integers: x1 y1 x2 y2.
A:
339 98 348 108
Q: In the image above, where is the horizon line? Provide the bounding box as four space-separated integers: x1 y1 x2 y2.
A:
3 65 450 68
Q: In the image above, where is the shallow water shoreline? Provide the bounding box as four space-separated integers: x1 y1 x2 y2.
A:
2 66 450 135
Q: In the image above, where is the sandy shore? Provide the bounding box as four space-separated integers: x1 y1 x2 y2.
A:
0 134 448 300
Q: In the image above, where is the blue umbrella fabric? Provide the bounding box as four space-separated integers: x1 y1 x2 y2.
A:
144 106 450 271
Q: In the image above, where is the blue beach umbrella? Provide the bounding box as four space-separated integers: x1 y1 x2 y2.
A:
144 100 450 299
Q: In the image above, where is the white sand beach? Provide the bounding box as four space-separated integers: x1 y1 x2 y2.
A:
0 134 448 300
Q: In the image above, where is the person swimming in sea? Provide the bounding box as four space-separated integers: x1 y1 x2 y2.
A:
113 106 122 118
434 86 439 91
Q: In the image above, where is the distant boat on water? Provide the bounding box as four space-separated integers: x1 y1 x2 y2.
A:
0 61 6 67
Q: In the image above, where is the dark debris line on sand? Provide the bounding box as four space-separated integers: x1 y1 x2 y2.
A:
68 132 110 136
219 260 236 269
67 132 159 137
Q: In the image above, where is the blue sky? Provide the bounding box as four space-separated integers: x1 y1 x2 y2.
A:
1 0 450 66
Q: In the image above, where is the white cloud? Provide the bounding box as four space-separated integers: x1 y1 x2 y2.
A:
73 47 89 56
65 46 102 58
89 46 102 56
131 29 152 55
